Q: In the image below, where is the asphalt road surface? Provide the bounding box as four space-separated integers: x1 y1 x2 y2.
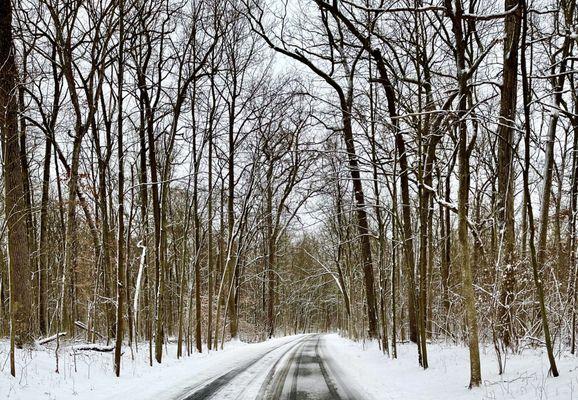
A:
178 334 362 400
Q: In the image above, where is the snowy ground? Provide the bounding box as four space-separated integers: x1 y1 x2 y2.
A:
324 334 578 400
1 333 576 399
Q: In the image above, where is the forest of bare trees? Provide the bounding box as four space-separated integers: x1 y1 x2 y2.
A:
1 0 577 391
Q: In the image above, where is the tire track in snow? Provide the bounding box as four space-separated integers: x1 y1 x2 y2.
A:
232 337 309 400
178 335 309 400
314 335 342 399
255 338 307 400
288 335 307 400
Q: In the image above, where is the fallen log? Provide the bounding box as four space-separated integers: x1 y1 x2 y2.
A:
72 344 115 352
37 332 67 346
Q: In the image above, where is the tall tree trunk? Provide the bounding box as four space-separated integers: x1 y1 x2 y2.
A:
95 122 114 339
227 93 238 339
0 0 32 377
445 0 482 387
369 70 389 352
148 119 163 363
497 0 522 350
207 114 214 350
193 129 202 353
114 0 125 376
340 104 379 338
520 1 560 377
18 78 36 335
391 160 398 359
38 137 51 336
569 83 578 355
266 158 275 338
38 46 61 337
136 96 149 355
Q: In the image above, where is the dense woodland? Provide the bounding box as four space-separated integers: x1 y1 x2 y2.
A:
0 0 577 388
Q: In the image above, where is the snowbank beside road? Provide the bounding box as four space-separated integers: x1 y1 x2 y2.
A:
324 333 578 400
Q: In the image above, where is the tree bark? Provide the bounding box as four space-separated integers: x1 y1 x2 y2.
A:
114 0 126 376
497 0 522 350
0 0 33 377
444 0 482 387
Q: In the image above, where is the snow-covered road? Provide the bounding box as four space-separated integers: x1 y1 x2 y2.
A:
178 334 362 400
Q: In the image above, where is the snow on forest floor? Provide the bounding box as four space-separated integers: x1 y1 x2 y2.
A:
0 335 303 400
1 333 577 399
324 333 578 400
